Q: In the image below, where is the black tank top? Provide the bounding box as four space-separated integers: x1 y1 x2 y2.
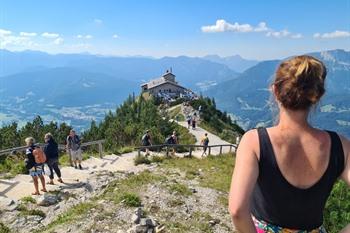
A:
251 128 345 230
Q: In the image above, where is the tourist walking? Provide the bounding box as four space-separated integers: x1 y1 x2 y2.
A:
186 115 191 129
229 55 350 232
25 137 47 195
141 130 152 156
201 133 209 157
44 133 63 185
66 130 83 169
191 113 197 129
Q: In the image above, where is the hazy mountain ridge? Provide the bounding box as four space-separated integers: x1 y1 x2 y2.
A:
202 54 259 72
0 50 240 130
205 49 350 137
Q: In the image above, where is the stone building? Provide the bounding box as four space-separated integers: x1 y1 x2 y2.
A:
141 70 189 99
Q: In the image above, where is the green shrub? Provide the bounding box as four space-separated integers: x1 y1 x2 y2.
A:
20 196 36 204
134 155 151 165
120 193 141 207
118 146 134 154
150 155 164 163
324 180 350 232
0 222 10 233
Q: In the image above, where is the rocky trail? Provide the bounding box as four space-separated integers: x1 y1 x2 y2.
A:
0 106 236 233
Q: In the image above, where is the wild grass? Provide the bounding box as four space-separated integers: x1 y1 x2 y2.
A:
20 196 36 204
162 153 235 192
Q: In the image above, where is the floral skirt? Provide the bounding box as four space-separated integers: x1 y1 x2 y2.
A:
252 216 327 233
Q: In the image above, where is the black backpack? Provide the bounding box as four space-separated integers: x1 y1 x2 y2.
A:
165 136 174 144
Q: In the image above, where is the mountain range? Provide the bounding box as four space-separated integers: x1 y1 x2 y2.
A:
0 49 349 136
205 49 350 137
0 49 245 130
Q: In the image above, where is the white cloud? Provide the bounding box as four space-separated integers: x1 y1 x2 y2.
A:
53 37 64 45
201 19 254 33
94 19 103 25
254 22 269 32
42 32 60 38
313 33 321 38
291 33 303 39
0 35 34 48
0 29 12 36
112 34 119 38
20 32 37 37
314 30 350 39
266 30 290 38
77 34 93 39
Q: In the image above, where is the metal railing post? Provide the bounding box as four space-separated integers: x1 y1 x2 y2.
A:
98 142 103 158
219 145 223 155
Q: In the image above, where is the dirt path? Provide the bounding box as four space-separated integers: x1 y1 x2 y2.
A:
0 152 149 200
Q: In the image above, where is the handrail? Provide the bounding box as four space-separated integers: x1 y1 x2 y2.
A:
0 139 106 158
135 143 237 157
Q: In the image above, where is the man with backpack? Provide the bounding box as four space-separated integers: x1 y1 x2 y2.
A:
25 137 47 195
201 133 209 157
66 130 83 170
44 133 63 185
141 130 152 156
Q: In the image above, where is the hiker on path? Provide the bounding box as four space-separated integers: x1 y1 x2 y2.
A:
141 130 152 156
165 131 178 156
201 133 209 157
191 112 197 129
25 137 47 195
44 133 63 185
186 115 191 129
229 55 350 232
66 130 83 170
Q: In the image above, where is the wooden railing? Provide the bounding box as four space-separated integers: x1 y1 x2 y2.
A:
0 140 106 158
135 143 237 157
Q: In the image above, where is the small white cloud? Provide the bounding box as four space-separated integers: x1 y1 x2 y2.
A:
20 32 37 37
202 20 271 33
77 34 93 39
314 30 350 39
53 37 64 45
112 34 119 38
291 33 303 39
266 30 290 38
94 19 103 25
201 19 254 33
0 35 34 47
313 33 321 38
254 22 269 32
0 29 12 36
42 32 60 38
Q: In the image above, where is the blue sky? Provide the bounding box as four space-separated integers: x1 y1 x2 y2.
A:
0 0 349 60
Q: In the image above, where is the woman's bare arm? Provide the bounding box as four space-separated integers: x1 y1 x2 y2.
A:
228 129 259 233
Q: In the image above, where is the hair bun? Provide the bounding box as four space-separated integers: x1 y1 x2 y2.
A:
274 55 326 110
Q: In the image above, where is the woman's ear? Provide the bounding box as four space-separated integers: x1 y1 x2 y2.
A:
271 83 278 97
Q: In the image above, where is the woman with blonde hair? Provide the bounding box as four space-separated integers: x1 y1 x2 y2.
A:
25 137 47 195
229 55 350 232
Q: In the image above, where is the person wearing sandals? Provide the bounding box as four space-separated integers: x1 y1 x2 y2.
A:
44 133 63 185
229 56 350 232
25 137 47 195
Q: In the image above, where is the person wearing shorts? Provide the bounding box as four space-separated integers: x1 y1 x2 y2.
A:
66 130 83 169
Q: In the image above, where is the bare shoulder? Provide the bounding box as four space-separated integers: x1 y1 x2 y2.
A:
237 129 260 160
